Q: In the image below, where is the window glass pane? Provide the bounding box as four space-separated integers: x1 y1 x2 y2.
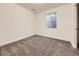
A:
46 13 56 28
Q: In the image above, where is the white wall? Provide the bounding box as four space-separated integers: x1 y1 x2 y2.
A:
36 4 77 48
0 3 35 46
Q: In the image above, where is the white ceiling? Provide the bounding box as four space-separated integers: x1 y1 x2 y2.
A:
17 3 70 13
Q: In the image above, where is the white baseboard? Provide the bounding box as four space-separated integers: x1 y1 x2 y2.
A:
36 34 76 48
0 34 34 47
0 34 77 49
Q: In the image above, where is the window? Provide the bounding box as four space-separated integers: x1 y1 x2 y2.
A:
46 12 57 28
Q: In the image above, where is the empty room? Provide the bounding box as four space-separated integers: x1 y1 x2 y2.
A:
0 3 79 56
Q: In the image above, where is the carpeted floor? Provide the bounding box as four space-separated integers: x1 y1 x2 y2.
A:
0 35 79 56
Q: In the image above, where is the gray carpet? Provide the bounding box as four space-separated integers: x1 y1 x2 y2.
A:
0 35 79 56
